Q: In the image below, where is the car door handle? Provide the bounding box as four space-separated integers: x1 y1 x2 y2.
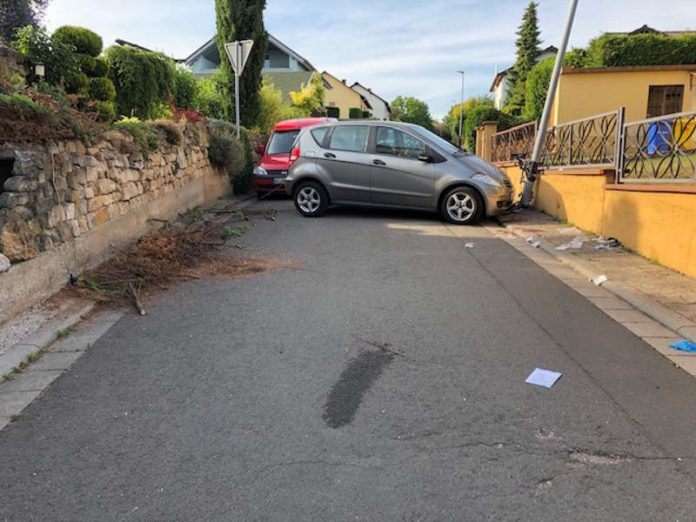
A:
324 152 336 159
372 159 386 166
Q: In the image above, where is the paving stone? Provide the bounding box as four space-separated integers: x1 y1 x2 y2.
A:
588 296 634 310
29 351 82 371
0 370 63 392
642 337 686 357
623 321 677 338
603 309 655 324
669 357 696 377
0 390 40 417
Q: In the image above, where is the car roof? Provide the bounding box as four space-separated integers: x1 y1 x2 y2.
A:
274 118 336 132
314 120 423 130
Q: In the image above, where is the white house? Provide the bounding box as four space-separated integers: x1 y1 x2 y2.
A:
490 46 558 110
351 83 391 120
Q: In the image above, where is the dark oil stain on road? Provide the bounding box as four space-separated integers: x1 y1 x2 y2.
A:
323 350 395 429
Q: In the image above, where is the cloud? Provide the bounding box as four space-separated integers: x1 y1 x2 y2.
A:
43 0 696 117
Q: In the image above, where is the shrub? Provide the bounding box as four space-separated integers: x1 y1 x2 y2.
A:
88 77 116 102
208 133 245 179
150 119 184 146
76 53 97 76
64 71 89 94
91 100 116 121
93 57 109 77
52 25 103 57
348 107 363 119
289 73 325 116
463 105 520 151
172 108 206 124
11 25 80 88
524 57 554 120
235 126 255 193
193 71 226 120
172 66 197 109
105 45 174 120
325 106 340 118
113 116 159 156
585 33 696 67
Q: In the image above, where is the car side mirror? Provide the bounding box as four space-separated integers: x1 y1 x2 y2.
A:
256 143 266 155
417 153 433 163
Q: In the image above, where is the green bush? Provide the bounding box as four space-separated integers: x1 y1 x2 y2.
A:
586 33 696 67
463 105 519 151
53 25 103 57
11 25 80 88
64 71 89 94
150 119 184 146
326 106 340 118
88 77 116 102
524 57 554 120
93 57 109 77
77 53 97 76
193 71 226 120
172 66 197 109
91 100 116 121
235 126 255 194
105 45 174 120
113 117 159 157
207 120 252 190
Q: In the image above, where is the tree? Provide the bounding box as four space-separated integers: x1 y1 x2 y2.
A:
391 96 433 129
523 56 553 120
289 73 325 116
214 0 268 126
0 0 49 42
257 79 304 134
443 96 494 144
505 1 541 115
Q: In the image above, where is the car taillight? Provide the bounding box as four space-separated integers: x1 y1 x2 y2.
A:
288 147 301 168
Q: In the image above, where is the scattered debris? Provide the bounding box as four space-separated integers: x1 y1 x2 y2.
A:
526 368 562 389
525 237 541 248
593 237 621 250
556 237 584 251
464 243 475 249
592 275 608 286
669 340 696 353
352 334 405 357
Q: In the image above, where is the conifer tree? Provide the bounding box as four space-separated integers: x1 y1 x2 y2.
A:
505 1 541 115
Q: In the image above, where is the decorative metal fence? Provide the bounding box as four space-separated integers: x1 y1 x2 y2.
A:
540 110 623 169
619 111 696 183
490 121 537 163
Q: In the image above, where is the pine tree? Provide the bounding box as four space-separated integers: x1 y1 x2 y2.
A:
0 0 49 42
214 0 268 127
505 1 541 116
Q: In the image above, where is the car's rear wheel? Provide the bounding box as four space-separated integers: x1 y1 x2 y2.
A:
294 181 328 217
440 186 483 225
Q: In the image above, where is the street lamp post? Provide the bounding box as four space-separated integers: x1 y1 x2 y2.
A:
457 70 465 148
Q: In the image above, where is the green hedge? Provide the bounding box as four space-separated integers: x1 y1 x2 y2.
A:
88 77 116 102
53 26 103 57
586 33 696 67
105 45 174 120
326 106 340 118
348 107 363 119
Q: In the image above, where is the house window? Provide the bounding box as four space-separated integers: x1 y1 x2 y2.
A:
647 85 684 118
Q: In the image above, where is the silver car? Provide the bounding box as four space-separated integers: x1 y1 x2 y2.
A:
284 121 513 225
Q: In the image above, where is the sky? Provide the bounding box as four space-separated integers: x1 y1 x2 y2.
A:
44 0 696 119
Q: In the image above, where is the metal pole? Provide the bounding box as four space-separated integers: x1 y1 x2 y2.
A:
235 43 241 139
457 70 465 148
520 0 580 207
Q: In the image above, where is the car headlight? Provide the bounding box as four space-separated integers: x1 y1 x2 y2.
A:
472 173 501 188
253 166 268 176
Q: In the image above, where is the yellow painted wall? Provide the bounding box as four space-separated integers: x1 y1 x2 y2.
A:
552 69 696 125
602 189 696 278
322 72 365 119
501 164 696 279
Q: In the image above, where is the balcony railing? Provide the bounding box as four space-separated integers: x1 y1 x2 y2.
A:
490 121 537 163
619 111 696 183
540 110 623 169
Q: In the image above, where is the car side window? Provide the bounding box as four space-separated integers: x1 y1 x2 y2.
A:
328 126 369 153
310 127 329 146
375 127 426 160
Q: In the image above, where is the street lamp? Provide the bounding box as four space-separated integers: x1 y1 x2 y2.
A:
457 70 465 148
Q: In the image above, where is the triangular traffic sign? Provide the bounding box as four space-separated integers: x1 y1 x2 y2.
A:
224 40 254 75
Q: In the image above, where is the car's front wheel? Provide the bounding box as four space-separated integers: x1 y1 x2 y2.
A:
294 181 328 217
440 186 483 225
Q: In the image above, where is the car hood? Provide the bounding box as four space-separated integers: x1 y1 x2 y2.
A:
453 154 507 182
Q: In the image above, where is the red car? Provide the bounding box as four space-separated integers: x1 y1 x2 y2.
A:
252 117 335 198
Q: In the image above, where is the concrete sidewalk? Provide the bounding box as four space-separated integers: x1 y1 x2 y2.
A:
496 208 696 345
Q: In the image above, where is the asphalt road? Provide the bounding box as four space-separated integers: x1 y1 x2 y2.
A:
2 200 696 521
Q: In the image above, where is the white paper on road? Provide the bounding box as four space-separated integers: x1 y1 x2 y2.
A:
556 237 584 251
526 368 563 388
464 243 475 248
592 274 608 286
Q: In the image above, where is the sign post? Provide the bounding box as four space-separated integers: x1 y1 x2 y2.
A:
224 40 254 139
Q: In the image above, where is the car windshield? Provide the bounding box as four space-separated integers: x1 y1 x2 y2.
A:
267 130 301 155
408 126 469 156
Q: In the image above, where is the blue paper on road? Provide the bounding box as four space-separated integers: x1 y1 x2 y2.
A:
526 368 563 389
669 340 696 353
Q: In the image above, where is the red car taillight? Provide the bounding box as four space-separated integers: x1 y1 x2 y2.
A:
288 146 301 168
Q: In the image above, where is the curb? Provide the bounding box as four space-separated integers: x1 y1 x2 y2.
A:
494 220 696 345
0 301 96 379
